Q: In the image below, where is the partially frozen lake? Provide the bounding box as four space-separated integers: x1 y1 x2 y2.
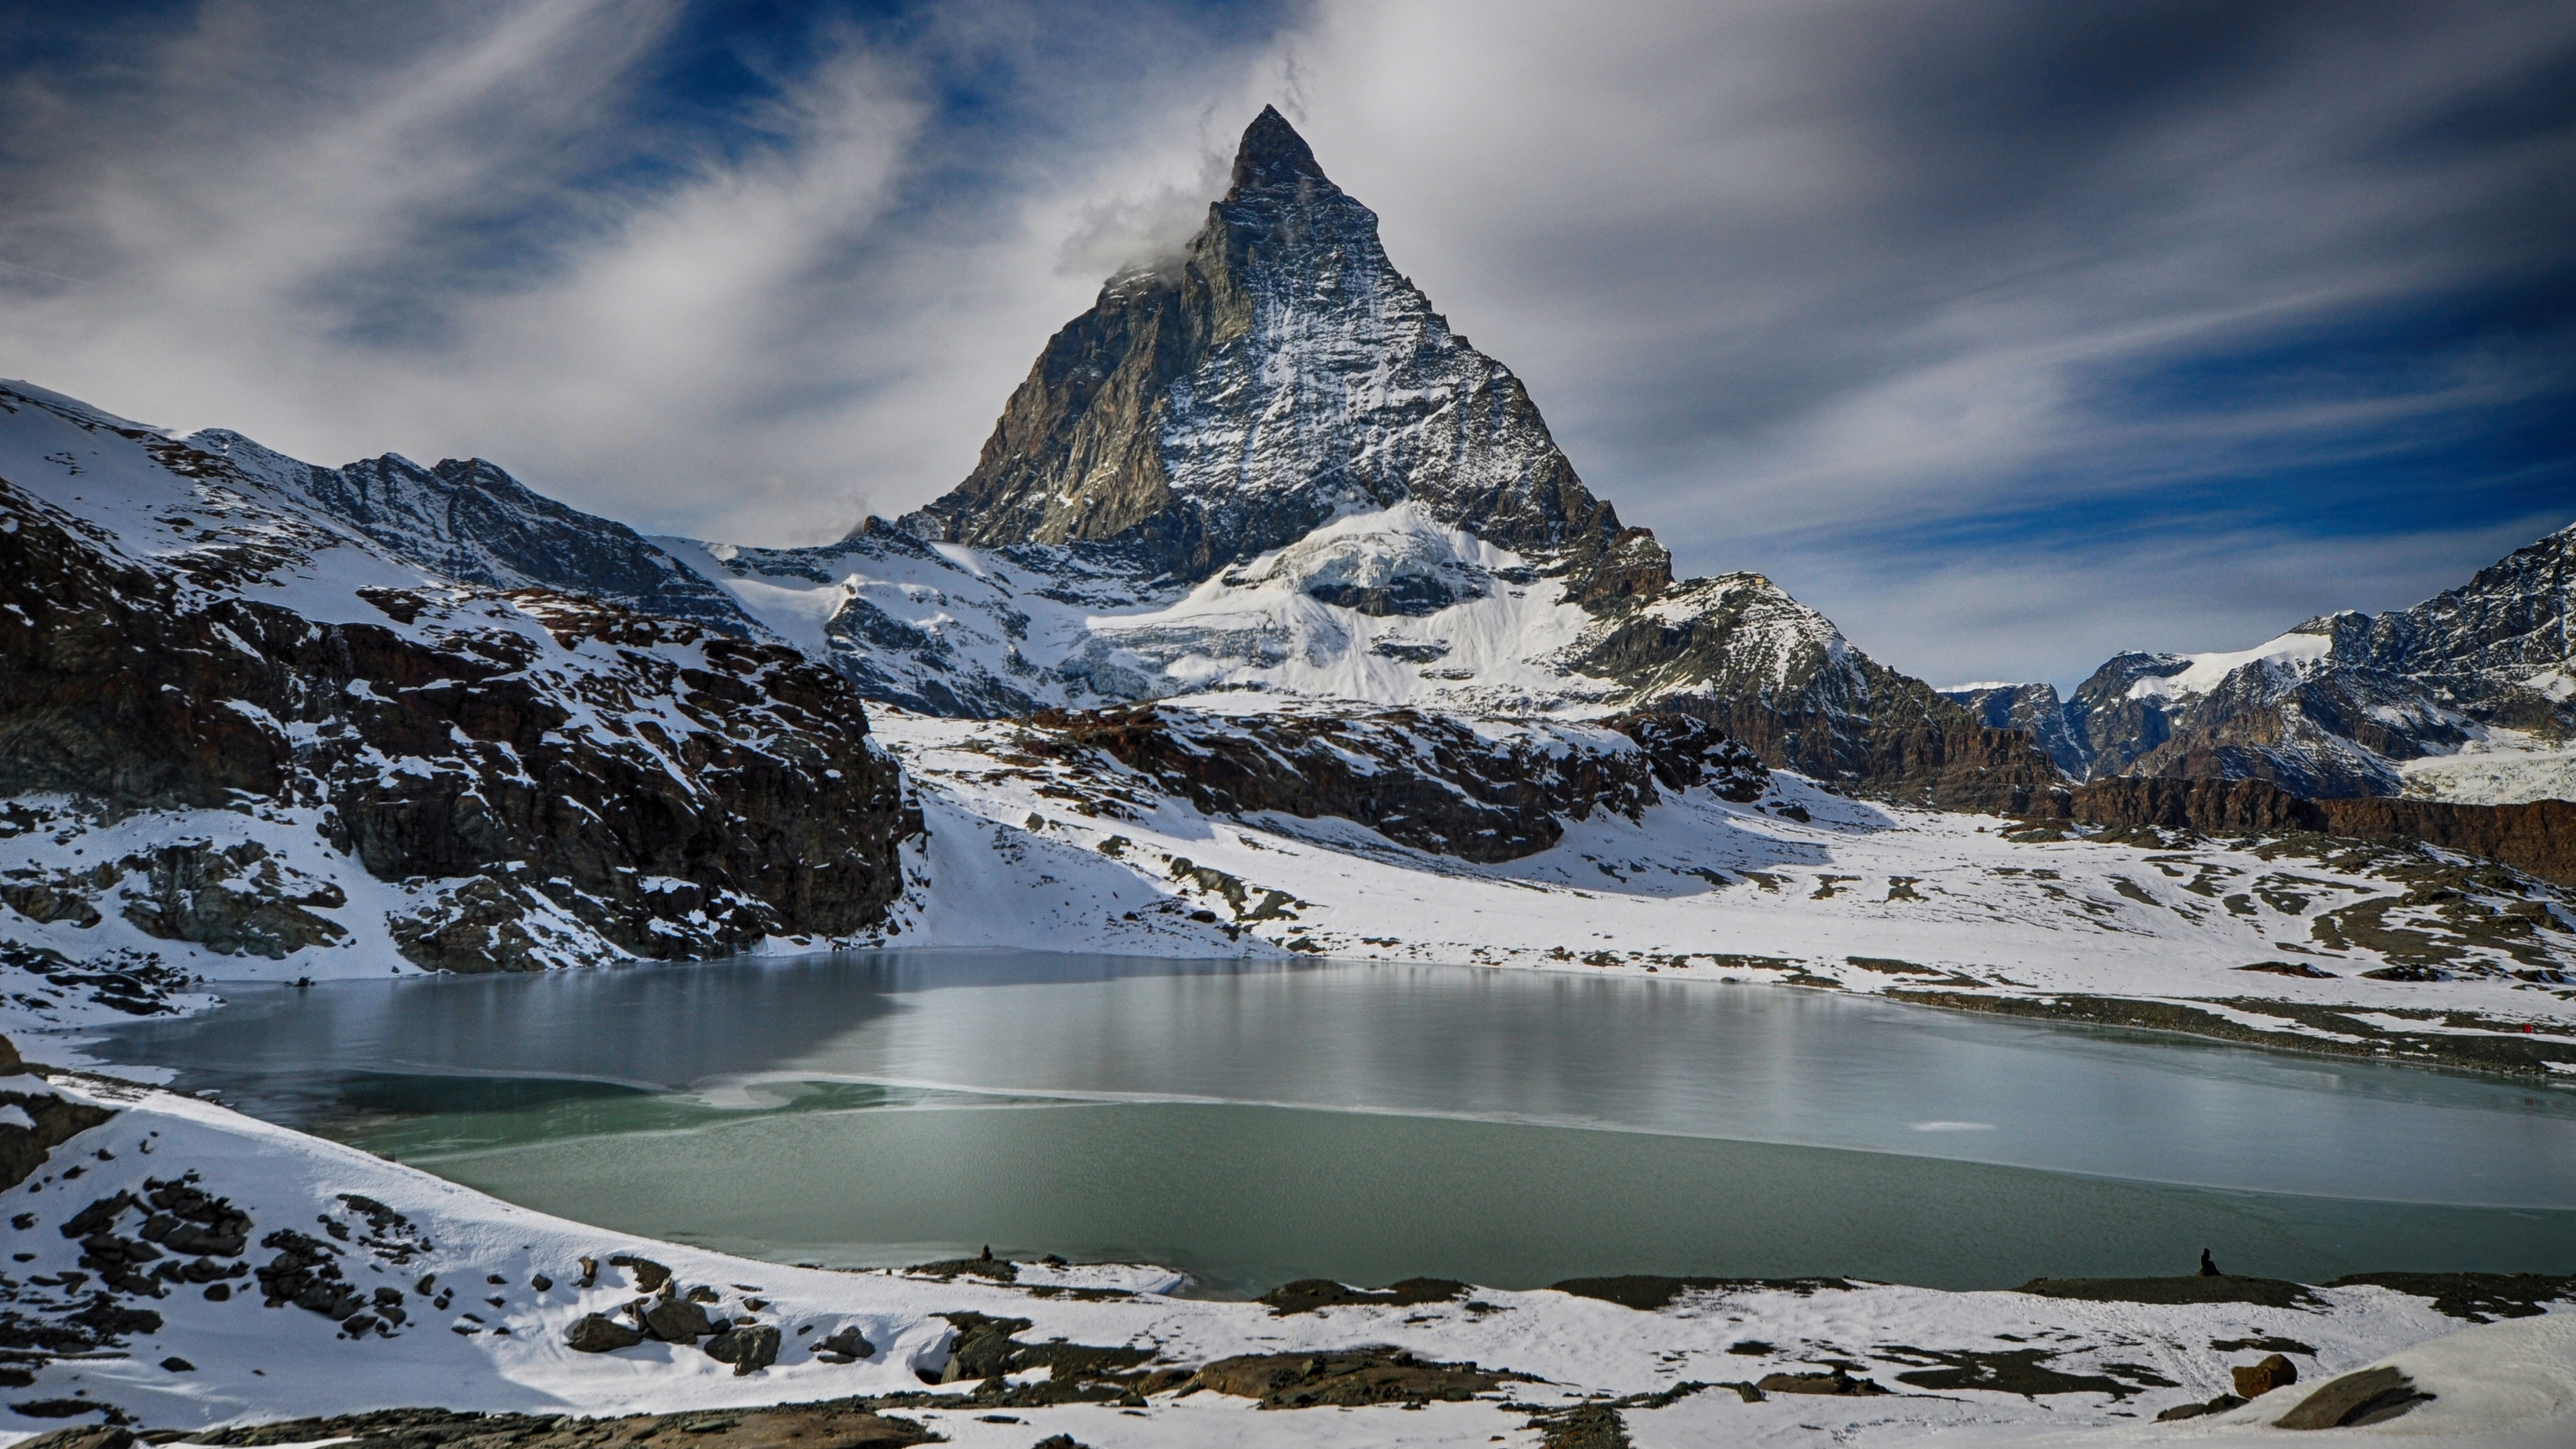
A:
81 951 2576 1295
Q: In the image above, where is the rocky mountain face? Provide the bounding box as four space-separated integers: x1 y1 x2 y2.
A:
674 109 2059 810
1941 682 2089 777
203 431 761 637
2055 777 2576 888
902 107 1631 590
1949 524 2574 802
0 382 912 1002
1018 703 1768 863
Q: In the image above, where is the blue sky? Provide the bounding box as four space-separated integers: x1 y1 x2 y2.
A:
0 0 2568 688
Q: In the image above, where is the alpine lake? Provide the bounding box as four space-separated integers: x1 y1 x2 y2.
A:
78 951 2576 1298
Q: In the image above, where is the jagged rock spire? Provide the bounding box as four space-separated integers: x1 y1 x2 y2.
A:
1229 105 1327 195
902 106 1641 588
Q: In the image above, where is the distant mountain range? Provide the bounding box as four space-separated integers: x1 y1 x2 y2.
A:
1946 524 2575 802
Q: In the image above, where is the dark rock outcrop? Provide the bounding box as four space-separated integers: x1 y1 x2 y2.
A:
1570 574 2065 810
704 1323 780 1375
169 1401 936 1449
2231 1353 2298 1397
2058 777 2576 885
1189 1348 1520 1407
563 1313 644 1353
1022 703 1764 861
0 412 916 968
2273 1367 2434 1430
0 1080 115 1194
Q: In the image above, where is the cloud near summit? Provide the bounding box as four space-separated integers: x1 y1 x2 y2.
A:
0 0 2568 686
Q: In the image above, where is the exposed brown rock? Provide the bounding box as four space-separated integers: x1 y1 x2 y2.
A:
1189 1348 1519 1407
1021 703 1764 863
2057 777 2576 885
0 471 916 967
2231 1353 2298 1397
2273 1366 2434 1430
1256 1277 1467 1315
178 1401 934 1449
0 1087 116 1193
1754 1368 1887 1396
562 1313 644 1353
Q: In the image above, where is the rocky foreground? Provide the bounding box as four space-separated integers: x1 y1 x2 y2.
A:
0 1042 2570 1449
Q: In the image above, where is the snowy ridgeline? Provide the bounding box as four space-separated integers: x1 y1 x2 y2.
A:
1941 535 2576 802
0 380 912 1034
0 1068 2568 1448
852 709 2576 1069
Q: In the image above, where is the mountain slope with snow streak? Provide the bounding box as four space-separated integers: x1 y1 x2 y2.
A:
2009 524 2576 802
0 381 914 1034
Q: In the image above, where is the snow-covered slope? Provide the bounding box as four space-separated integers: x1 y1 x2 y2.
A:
853 703 2576 1075
641 109 2061 807
194 429 761 639
0 382 914 1032
1 1063 2565 1447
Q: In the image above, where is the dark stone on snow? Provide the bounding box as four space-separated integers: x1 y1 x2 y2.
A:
1257 1278 1466 1316
2232 1353 2298 1398
641 1295 713 1344
704 1324 780 1375
2273 1366 2434 1430
2010 1275 2320 1309
566 1309 649 1350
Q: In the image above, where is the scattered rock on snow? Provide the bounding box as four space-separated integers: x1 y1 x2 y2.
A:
2232 1352 2300 1397
2273 1366 2435 1429
703 1323 780 1375
563 1313 645 1353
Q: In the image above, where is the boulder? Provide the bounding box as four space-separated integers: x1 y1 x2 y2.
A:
564 1313 646 1353
2157 1393 2246 1421
641 1294 714 1344
2232 1353 2298 1397
1756 1368 1888 1396
816 1326 875 1361
2274 1367 2434 1430
609 1254 672 1291
704 1324 780 1376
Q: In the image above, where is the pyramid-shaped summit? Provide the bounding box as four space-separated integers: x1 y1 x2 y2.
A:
902 107 1642 588
1230 103 1328 191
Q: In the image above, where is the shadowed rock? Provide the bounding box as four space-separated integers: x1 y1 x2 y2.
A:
2274 1366 2435 1429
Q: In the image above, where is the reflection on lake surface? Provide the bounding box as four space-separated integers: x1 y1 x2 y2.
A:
78 951 2576 1295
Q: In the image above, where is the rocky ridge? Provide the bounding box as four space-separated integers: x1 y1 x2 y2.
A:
1016 702 1768 864
1949 523 2574 802
663 109 2059 809
0 382 913 1012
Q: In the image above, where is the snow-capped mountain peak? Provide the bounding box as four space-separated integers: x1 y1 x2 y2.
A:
898 106 1632 588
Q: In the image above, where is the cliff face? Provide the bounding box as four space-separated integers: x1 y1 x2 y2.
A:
904 107 1630 586
1572 573 2065 810
2060 777 2576 887
0 383 914 985
1019 703 1767 863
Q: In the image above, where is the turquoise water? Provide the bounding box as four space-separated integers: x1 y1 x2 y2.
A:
83 951 2576 1295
